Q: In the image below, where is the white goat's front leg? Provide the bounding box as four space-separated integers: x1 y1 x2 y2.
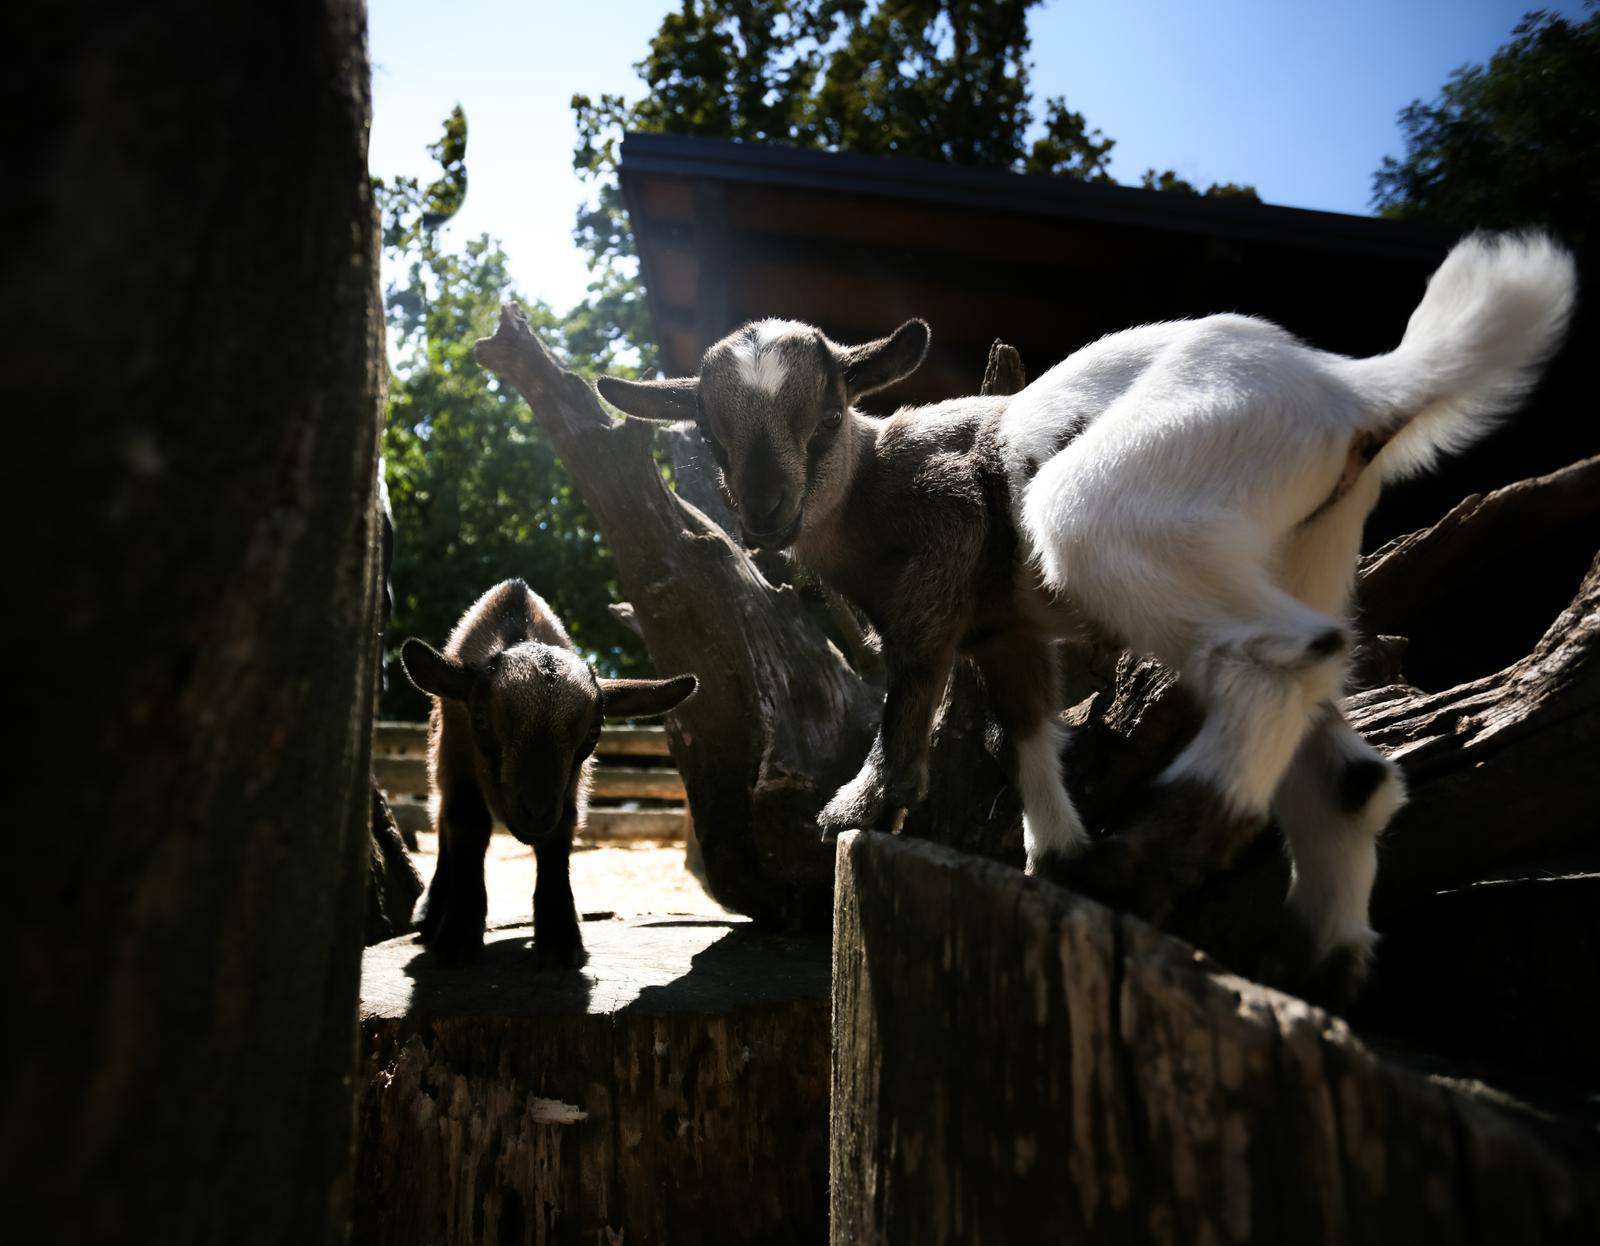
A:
1268 703 1404 1000
970 629 1088 872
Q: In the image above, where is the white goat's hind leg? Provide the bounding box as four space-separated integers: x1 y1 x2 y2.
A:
1273 705 1404 988
1162 588 1351 819
1063 586 1351 917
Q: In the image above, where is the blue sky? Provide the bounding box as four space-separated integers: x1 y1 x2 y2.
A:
369 0 1586 315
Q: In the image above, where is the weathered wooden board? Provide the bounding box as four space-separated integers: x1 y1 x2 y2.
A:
831 831 1600 1245
356 917 831 1245
582 807 688 841
377 720 674 758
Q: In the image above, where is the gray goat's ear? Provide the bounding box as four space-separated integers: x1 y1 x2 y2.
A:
838 319 930 401
595 375 699 422
598 673 698 720
400 638 473 701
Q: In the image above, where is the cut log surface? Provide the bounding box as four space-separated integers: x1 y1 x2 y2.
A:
831 831 1600 1245
357 917 831 1245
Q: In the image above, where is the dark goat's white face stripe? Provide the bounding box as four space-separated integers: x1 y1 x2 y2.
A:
729 319 804 396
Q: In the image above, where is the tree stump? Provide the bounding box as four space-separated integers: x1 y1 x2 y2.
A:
356 917 831 1245
831 831 1600 1245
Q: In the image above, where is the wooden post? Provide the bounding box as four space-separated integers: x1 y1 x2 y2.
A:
830 831 1600 1244
2 4 382 1242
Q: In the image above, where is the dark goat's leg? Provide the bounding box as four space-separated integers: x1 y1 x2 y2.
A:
533 819 585 969
429 787 492 966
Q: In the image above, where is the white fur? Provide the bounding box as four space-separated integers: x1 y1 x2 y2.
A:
1275 711 1406 962
1346 233 1578 481
1016 720 1089 862
732 319 804 395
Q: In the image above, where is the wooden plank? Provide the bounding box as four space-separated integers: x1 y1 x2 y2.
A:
372 754 429 798
590 767 687 801
582 807 687 842
596 725 673 758
375 720 427 754
375 721 672 759
830 831 1600 1245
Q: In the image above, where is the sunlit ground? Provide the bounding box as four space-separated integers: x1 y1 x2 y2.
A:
409 831 731 924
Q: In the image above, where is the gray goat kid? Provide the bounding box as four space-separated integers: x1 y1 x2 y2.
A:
597 234 1575 999
401 579 698 967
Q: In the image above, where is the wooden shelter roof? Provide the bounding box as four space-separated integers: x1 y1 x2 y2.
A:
617 132 1456 408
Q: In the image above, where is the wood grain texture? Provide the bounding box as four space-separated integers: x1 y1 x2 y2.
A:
831 831 1600 1245
357 917 831 1245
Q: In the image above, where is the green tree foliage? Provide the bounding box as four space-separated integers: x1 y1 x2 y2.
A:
571 0 1254 361
1138 168 1260 200
1373 5 1600 249
376 113 648 718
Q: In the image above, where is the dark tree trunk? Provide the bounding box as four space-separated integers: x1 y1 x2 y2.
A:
831 831 1600 1245
3 6 382 1243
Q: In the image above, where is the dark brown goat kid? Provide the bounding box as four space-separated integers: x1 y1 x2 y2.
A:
401 579 698 967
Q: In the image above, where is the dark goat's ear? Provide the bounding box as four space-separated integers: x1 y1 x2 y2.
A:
400 638 472 701
598 673 698 720
838 319 929 401
596 375 699 422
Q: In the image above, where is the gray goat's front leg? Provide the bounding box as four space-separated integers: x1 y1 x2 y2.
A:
818 641 956 838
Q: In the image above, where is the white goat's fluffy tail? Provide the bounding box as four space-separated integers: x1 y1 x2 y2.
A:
1348 232 1577 481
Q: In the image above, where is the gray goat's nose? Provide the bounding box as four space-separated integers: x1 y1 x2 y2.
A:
748 485 787 528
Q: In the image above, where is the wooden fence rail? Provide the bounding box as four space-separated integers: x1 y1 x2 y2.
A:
373 721 690 843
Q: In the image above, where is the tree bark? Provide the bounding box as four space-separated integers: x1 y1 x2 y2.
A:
831 831 1600 1245
368 786 424 945
356 917 831 1245
3 5 382 1242
1357 454 1600 689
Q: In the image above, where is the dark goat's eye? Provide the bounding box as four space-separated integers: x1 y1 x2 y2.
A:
821 406 843 430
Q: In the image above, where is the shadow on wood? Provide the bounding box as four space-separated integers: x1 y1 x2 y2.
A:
356 917 831 1245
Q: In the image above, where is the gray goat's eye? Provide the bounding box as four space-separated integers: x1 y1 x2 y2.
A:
821 405 843 430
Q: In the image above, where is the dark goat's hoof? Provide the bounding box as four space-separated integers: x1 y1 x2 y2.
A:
429 917 486 968
533 933 588 971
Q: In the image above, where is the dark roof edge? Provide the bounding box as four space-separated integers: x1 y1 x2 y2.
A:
619 132 1457 262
